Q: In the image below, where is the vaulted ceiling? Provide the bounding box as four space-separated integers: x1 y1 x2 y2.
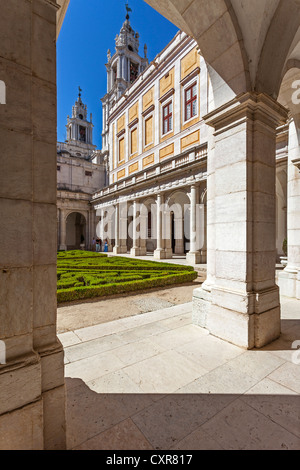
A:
145 0 300 100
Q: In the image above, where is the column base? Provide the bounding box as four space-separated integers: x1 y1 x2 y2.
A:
130 247 141 257
59 245 67 251
193 285 281 349
113 246 127 255
164 248 173 259
0 399 44 450
38 342 66 450
154 249 166 260
192 285 212 328
186 251 201 265
277 269 300 299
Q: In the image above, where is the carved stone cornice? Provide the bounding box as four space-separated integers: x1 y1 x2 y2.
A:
204 92 289 134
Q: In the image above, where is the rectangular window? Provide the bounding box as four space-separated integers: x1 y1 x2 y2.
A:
118 137 125 162
185 83 197 122
130 127 138 155
85 171 92 177
162 102 172 135
145 115 153 147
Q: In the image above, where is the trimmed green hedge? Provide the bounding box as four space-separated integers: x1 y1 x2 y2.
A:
57 264 194 272
57 250 198 303
57 271 198 303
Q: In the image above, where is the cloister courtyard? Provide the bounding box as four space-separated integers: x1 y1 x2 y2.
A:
58 253 300 450
1 0 300 451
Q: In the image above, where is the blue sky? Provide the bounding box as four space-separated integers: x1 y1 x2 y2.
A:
57 0 179 148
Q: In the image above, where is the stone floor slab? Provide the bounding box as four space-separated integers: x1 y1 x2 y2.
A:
123 350 208 394
175 333 243 371
201 398 300 450
176 362 259 395
268 362 300 393
62 297 300 450
74 418 153 450
87 370 144 394
65 350 125 384
149 324 208 351
132 393 237 450
224 350 286 381
112 338 166 367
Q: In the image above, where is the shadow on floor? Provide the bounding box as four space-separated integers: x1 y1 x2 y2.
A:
65 378 300 451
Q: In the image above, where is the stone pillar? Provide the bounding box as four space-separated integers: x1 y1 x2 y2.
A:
117 54 122 80
278 119 300 299
0 0 66 449
130 200 140 256
193 127 215 324
193 93 288 349
154 193 166 259
59 210 67 251
113 203 120 254
164 211 173 259
174 216 184 254
186 185 201 265
118 201 128 253
139 202 148 256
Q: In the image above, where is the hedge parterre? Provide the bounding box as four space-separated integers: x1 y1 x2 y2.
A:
57 250 198 303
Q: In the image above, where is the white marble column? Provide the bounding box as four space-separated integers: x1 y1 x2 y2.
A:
154 193 166 259
130 200 140 256
186 185 201 265
278 119 300 299
174 216 184 254
0 0 66 449
164 211 173 259
113 203 120 254
139 202 148 256
193 92 288 349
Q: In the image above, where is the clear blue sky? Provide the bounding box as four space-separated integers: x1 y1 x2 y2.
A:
57 0 179 148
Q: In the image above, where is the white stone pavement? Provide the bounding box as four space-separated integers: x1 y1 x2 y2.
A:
59 296 300 450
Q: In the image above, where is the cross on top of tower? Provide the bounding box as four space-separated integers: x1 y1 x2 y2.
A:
125 2 132 20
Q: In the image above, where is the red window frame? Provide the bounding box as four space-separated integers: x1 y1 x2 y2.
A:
162 102 172 135
184 83 197 122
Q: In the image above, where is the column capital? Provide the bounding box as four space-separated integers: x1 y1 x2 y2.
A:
204 92 288 133
292 157 300 172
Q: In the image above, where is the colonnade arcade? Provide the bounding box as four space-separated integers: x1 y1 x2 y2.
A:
95 184 207 264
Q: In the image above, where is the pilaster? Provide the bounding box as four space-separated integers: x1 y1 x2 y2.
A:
193 92 288 349
278 119 300 299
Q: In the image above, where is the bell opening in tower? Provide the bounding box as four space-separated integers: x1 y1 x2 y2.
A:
79 126 86 143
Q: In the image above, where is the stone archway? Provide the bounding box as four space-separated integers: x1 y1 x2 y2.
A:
166 190 191 255
66 212 87 250
142 197 157 253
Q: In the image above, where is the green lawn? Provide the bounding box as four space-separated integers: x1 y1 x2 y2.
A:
57 250 198 303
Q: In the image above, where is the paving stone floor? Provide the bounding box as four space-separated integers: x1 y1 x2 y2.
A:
59 296 300 450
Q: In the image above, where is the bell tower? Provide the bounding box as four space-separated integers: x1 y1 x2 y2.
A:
101 5 148 154
66 87 95 153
